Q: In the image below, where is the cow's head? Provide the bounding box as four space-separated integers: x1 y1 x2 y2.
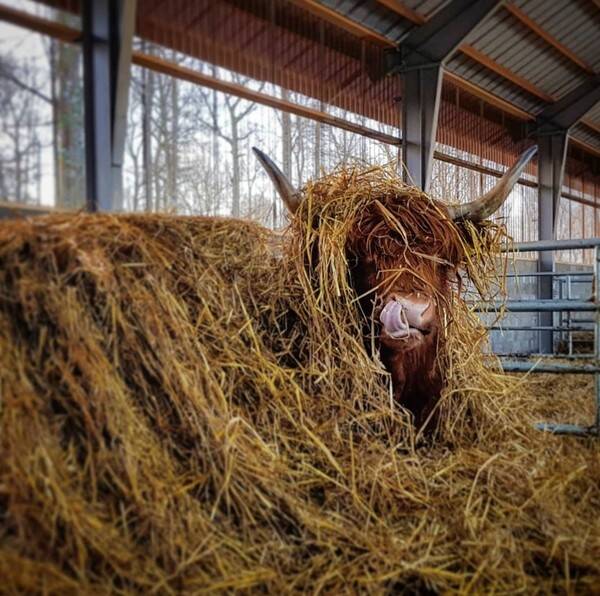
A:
254 146 536 427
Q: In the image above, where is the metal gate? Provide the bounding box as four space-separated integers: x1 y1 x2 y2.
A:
476 238 600 437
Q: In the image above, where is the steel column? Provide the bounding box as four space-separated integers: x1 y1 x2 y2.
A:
82 0 136 212
387 0 502 190
83 0 112 211
537 132 568 353
401 66 442 190
111 0 137 211
531 75 600 353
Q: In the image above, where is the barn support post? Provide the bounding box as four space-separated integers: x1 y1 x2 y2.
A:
537 132 568 353
400 66 442 190
532 74 600 352
82 0 136 212
386 0 503 190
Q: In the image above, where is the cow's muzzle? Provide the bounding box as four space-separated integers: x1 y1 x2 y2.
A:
379 297 434 339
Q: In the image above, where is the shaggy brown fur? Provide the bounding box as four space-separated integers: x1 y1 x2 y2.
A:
300 176 471 426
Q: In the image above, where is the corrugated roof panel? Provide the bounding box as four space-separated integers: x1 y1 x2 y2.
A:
468 9 587 101
586 103 600 126
516 0 600 72
465 8 512 47
403 0 450 19
446 54 541 114
318 0 412 40
343 1 402 34
571 123 600 151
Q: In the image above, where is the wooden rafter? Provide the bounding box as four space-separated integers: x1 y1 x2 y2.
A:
582 119 600 137
442 71 532 120
134 54 403 146
571 136 600 159
0 3 79 43
459 44 555 103
286 0 390 44
504 3 596 75
375 0 425 24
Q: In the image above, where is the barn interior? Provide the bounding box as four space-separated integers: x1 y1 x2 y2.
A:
1 0 600 592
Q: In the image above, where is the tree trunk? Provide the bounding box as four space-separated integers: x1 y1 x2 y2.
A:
281 90 292 180
314 120 321 179
14 122 21 202
211 65 220 216
231 118 240 218
49 38 62 206
52 20 84 209
281 89 292 226
142 45 154 212
167 52 179 209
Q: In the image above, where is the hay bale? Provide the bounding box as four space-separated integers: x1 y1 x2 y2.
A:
1 169 599 593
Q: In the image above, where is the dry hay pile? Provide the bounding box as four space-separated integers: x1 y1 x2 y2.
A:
1 167 599 594
526 366 597 429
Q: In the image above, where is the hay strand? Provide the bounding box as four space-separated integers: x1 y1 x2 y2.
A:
1 166 599 593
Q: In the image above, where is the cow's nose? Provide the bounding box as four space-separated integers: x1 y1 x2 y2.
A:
388 294 435 330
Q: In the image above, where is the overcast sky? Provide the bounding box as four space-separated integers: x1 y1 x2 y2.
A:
1 7 56 205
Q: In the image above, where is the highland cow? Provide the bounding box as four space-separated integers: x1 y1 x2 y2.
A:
253 145 537 426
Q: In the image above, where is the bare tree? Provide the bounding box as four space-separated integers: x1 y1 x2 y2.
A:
47 31 84 208
0 53 45 203
196 73 262 217
141 43 154 212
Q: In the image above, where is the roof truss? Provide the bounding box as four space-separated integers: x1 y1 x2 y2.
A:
536 75 600 133
395 0 502 66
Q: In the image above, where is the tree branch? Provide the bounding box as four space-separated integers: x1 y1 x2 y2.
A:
0 67 52 104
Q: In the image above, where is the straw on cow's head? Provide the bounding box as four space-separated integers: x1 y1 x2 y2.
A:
253 146 537 427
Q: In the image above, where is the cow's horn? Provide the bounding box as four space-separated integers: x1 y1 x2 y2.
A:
252 147 301 214
447 146 537 222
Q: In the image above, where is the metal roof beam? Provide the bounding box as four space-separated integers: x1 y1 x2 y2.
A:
535 74 600 134
375 0 425 25
395 0 503 67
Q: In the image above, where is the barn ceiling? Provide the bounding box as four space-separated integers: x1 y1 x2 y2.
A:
315 0 600 153
12 0 600 167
